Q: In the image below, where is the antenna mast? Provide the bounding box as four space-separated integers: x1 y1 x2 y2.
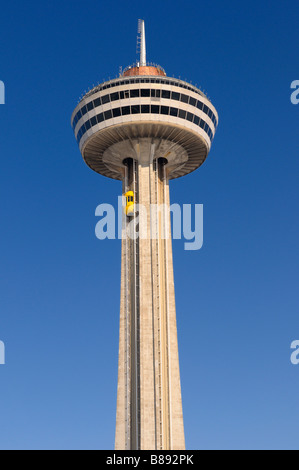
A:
137 19 146 66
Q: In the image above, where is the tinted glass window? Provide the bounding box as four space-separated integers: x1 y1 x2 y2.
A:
87 101 94 111
104 110 112 120
186 112 193 122
130 89 140 98
141 89 150 97
178 109 186 119
171 91 180 100
90 116 97 126
102 94 110 104
110 92 119 101
170 107 178 116
97 113 104 123
112 108 121 117
94 97 101 107
85 120 91 130
180 94 189 104
197 101 203 110
119 91 125 99
189 97 196 107
193 115 200 125
81 105 87 115
161 106 169 115
162 90 170 99
203 104 208 114
131 105 140 114
141 105 150 113
122 106 130 115
199 120 205 129
151 105 160 114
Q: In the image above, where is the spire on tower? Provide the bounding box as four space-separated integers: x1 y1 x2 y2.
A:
137 19 146 66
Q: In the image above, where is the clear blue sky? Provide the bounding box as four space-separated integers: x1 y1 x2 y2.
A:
0 0 298 450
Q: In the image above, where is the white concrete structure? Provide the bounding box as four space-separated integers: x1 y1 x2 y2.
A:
71 75 218 180
71 20 218 450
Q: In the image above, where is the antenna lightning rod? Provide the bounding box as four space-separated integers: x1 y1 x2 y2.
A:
138 19 146 66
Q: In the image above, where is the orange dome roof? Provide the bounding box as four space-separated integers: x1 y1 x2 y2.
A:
123 65 166 77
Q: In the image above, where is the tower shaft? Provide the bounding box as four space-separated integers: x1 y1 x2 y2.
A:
115 142 185 450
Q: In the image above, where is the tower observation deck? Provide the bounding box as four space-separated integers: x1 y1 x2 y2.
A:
71 20 218 450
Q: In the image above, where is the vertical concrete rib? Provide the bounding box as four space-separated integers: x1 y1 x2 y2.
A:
115 177 128 450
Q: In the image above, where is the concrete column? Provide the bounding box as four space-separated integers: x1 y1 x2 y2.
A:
115 148 185 450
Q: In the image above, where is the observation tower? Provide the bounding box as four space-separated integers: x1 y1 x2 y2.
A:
71 19 218 450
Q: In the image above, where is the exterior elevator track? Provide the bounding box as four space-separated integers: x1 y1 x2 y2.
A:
124 158 140 450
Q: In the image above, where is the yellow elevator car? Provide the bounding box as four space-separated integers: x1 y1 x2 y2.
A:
125 191 134 216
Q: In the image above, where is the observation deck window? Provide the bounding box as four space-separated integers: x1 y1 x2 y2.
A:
141 105 150 113
87 101 94 111
151 105 160 114
171 91 180 101
111 92 120 101
122 106 130 115
131 105 140 114
112 108 121 117
102 94 110 104
104 110 112 120
180 94 189 104
141 89 150 97
162 90 171 99
130 89 140 98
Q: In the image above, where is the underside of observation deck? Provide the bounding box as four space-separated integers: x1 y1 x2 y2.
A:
82 122 209 181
